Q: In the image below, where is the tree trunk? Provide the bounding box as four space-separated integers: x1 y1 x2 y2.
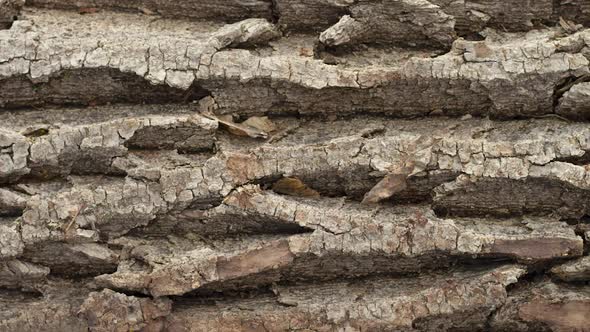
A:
1 1 590 331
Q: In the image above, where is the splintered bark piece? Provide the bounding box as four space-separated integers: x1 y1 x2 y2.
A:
491 281 590 331
272 177 320 197
362 159 415 204
201 112 269 139
241 116 276 133
210 18 280 49
361 173 408 204
551 256 590 282
559 16 583 34
558 81 590 119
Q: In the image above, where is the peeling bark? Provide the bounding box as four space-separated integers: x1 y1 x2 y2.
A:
551 256 590 282
491 281 590 331
558 81 590 119
25 0 273 22
0 10 589 118
0 105 217 183
166 265 525 331
278 0 584 35
94 187 581 296
2 2 590 331
318 1 456 49
79 289 171 332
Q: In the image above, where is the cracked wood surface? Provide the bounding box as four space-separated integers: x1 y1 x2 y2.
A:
1 1 590 331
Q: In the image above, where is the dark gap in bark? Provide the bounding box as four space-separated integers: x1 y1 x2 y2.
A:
578 222 590 255
260 171 457 205
555 150 590 165
189 254 524 297
260 171 376 200
480 267 547 330
20 165 128 183
551 278 590 287
504 268 546 293
21 244 118 278
92 286 158 299
413 307 494 331
0 194 25 217
557 0 590 26
389 171 460 205
0 209 23 218
186 196 224 210
0 68 210 109
552 0 562 19
564 218 582 226
208 77 496 120
433 177 590 219
0 20 13 30
174 285 276 305
0 217 17 228
316 42 448 62
0 287 44 300
126 195 315 238
462 32 486 41
184 260 514 304
124 137 215 155
4 179 73 198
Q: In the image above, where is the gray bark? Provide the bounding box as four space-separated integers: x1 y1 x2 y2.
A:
1 1 590 331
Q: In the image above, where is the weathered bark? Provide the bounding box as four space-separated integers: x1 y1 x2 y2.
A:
22 0 590 36
1 9 590 119
2 1 590 331
551 255 590 282
558 81 590 118
491 280 590 331
278 0 584 34
167 265 526 331
94 187 581 297
25 0 273 22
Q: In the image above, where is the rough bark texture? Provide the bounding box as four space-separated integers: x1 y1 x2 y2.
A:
1 1 590 331
0 0 24 29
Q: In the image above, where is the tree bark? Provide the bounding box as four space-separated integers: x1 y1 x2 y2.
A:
1 1 590 331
